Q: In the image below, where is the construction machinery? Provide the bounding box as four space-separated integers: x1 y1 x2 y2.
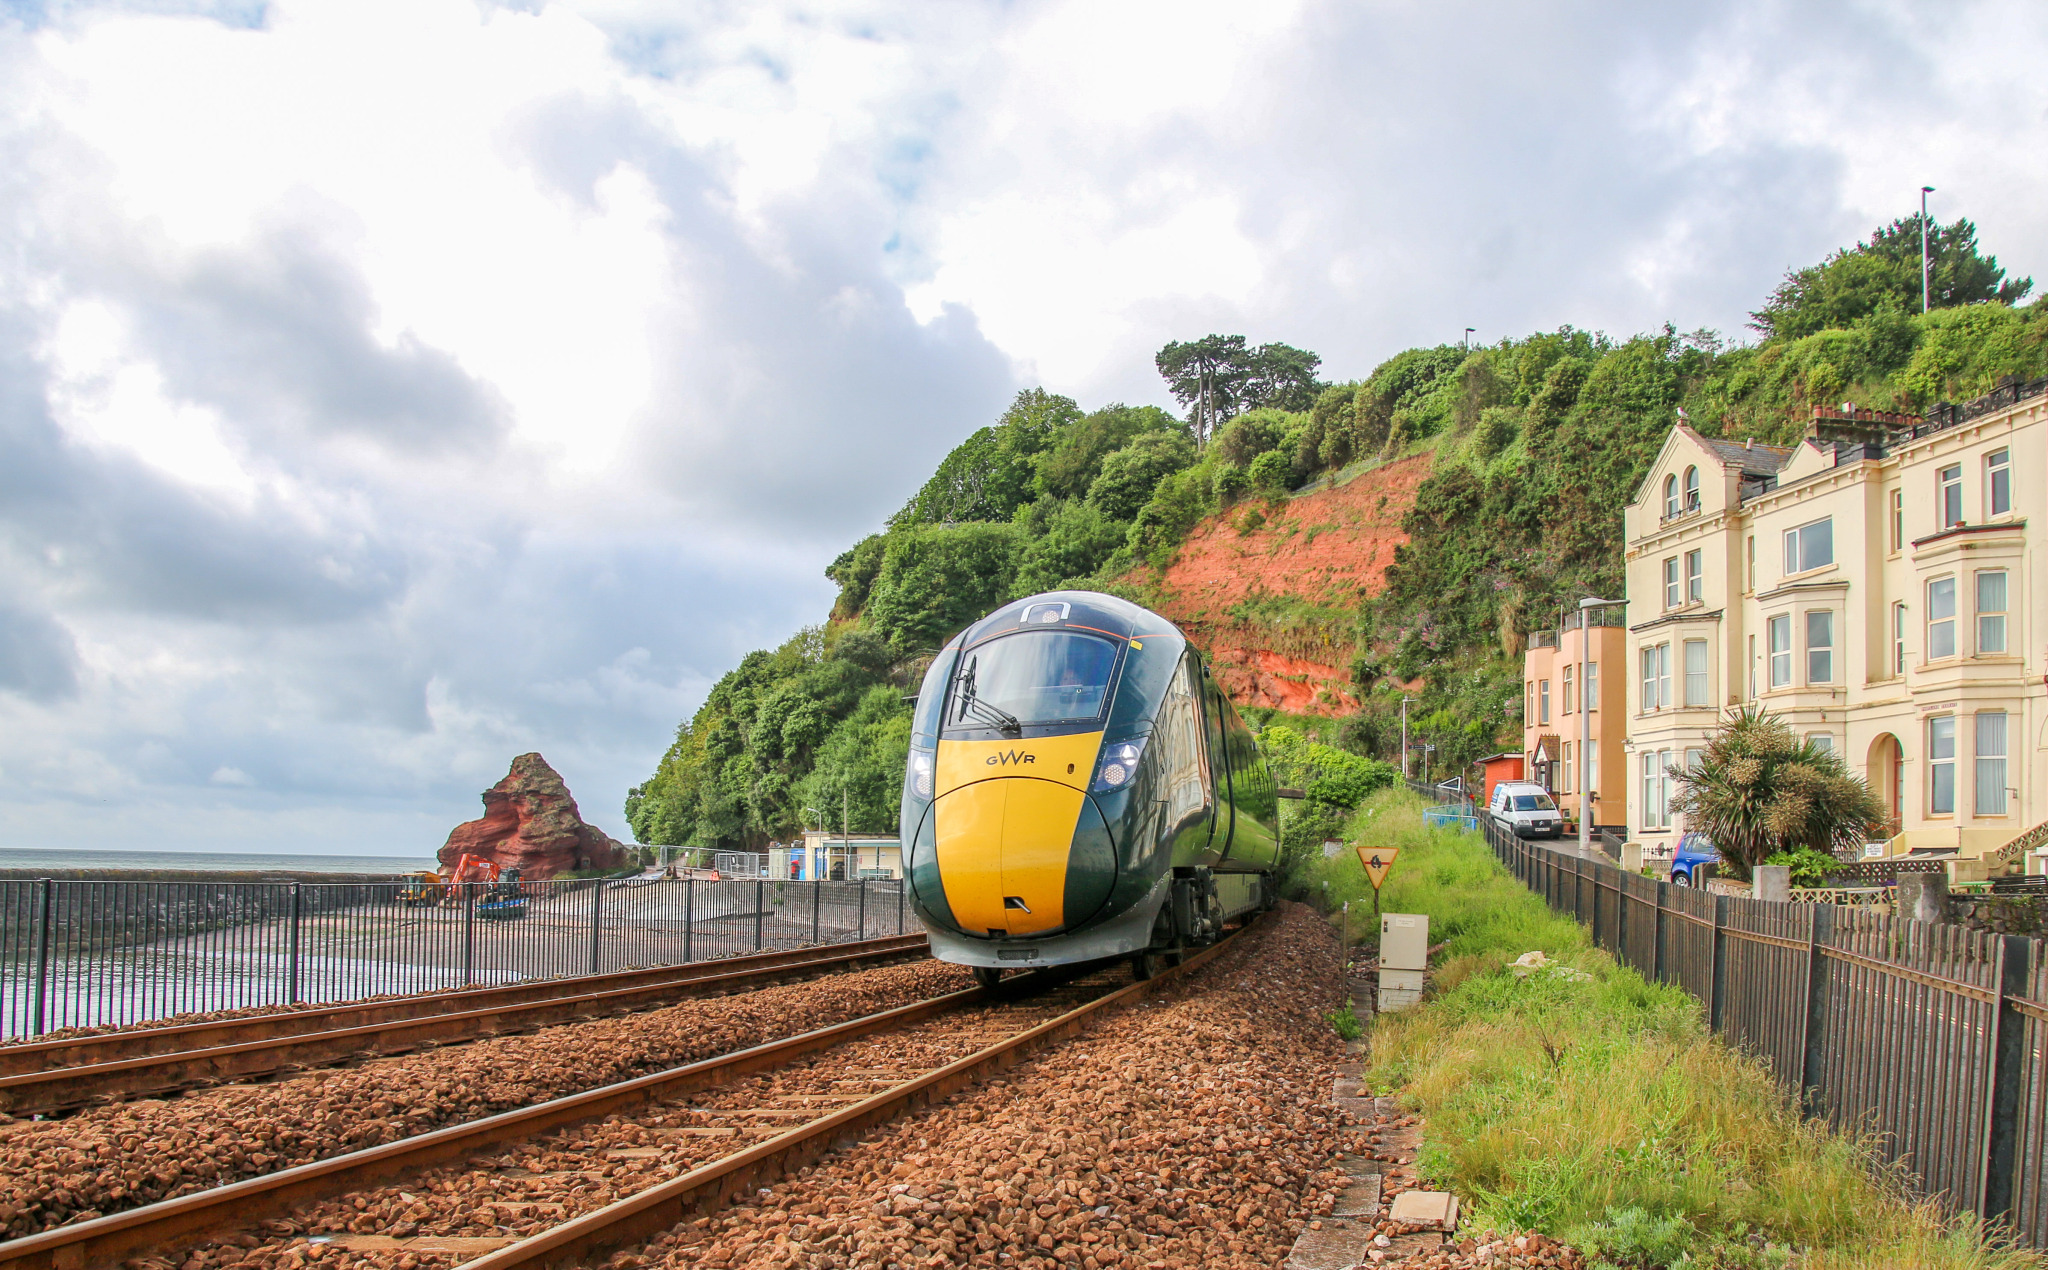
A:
397 870 446 907
477 865 529 920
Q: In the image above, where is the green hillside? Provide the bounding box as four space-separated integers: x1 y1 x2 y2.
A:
626 215 2046 852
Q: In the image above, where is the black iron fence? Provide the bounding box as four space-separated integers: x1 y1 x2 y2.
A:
1487 820 2048 1246
0 875 916 1039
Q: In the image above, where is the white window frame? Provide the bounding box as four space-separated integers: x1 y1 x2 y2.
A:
1585 661 1598 713
1768 614 1792 688
1892 601 1907 677
1929 577 1957 660
1977 570 2008 655
1929 715 1957 816
1890 488 1903 552
1563 664 1575 714
1663 556 1680 608
1641 749 1670 831
1783 517 1834 575
1976 711 2008 816
1682 638 1708 708
1663 475 1679 519
1987 449 2011 519
1805 609 1833 685
1684 549 1703 604
1939 463 1963 529
1538 679 1550 724
1806 732 1835 756
1683 466 1700 511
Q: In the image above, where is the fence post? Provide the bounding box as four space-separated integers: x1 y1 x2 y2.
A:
287 882 303 1005
1588 858 1602 947
1652 882 1668 984
1798 902 1834 1117
1981 933 2032 1220
31 879 53 1038
589 881 604 975
1709 893 1728 1034
897 876 905 934
754 880 765 951
812 879 822 944
462 884 476 988
858 878 867 939
684 876 694 964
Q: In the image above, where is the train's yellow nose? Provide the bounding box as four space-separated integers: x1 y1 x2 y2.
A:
931 778 1081 935
931 732 1103 937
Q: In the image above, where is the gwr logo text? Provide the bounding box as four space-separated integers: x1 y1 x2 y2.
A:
983 750 1037 766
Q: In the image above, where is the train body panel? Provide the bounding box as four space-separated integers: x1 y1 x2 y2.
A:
901 590 1279 971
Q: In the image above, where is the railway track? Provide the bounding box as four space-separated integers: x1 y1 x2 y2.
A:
0 934 928 1116
0 919 1257 1270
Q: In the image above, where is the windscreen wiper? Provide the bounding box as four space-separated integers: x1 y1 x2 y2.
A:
955 660 1023 733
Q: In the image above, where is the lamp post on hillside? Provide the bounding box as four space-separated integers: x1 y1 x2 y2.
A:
1577 596 1622 857
1921 185 1936 314
1400 696 1413 780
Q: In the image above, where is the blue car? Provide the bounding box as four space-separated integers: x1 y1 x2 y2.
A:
1670 832 1720 886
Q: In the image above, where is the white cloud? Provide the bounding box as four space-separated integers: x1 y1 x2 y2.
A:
0 0 2041 857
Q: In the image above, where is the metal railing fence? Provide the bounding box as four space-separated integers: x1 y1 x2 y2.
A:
1485 818 2048 1246
0 875 916 1039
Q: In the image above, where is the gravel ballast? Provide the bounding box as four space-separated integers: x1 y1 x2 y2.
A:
613 902 1352 1270
0 958 970 1239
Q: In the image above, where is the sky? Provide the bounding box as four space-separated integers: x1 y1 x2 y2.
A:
0 0 2043 856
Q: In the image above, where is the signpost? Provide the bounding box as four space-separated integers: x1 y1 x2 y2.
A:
1354 843 1401 918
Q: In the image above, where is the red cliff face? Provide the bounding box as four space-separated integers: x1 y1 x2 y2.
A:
438 752 631 879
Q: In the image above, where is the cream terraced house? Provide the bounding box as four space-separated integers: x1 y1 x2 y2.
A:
1621 377 2048 869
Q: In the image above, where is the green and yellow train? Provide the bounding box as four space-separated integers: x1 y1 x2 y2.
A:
899 591 1281 983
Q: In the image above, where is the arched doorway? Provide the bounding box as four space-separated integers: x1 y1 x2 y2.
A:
1867 734 1904 838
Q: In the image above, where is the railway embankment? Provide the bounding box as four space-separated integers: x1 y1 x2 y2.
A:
1326 789 2039 1270
0 958 970 1239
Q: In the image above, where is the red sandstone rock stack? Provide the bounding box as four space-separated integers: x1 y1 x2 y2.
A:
437 752 631 879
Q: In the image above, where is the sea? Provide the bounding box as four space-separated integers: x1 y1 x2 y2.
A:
0 847 434 874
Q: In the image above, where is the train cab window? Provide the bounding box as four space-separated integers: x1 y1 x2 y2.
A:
946 630 1118 730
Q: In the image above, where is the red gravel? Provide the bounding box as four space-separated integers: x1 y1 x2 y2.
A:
607 901 1351 1270
0 958 970 1239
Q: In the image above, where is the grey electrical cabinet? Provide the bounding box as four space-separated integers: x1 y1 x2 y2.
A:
1380 912 1429 970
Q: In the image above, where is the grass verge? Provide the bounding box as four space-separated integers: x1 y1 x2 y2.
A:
1308 788 2039 1270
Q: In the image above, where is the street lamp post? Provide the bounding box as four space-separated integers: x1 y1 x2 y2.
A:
1577 596 1622 857
1921 186 1936 314
1400 696 1412 780
1463 327 1475 351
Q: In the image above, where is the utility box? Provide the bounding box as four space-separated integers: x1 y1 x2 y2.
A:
1379 967 1425 993
1380 913 1429 970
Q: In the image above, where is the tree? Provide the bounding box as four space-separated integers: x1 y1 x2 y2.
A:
864 522 1022 653
1751 216 2032 340
1669 707 1888 881
1156 335 1323 445
1086 430 1197 520
891 389 1083 526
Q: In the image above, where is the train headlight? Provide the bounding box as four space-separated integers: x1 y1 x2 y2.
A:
1091 740 1146 793
909 748 935 800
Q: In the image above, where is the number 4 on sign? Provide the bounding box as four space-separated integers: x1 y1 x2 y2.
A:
1355 844 1401 891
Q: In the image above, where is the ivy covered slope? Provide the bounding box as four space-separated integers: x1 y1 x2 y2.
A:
626 215 2046 852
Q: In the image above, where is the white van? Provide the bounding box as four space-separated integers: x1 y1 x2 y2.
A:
1488 782 1562 838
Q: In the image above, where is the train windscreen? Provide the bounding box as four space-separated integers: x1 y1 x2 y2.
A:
947 631 1118 730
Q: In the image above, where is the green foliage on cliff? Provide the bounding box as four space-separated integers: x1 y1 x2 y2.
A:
631 221 2044 849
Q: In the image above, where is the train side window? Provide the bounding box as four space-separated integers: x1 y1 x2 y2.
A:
1154 656 1210 821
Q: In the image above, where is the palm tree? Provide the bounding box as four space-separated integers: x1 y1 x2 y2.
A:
1670 706 1888 881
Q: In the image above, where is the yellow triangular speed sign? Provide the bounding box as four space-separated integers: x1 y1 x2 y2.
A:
1355 844 1401 891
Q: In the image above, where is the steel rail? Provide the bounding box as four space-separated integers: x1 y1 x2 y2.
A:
0 935 928 1115
0 933 927 1075
0 974 992 1270
458 916 1265 1270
